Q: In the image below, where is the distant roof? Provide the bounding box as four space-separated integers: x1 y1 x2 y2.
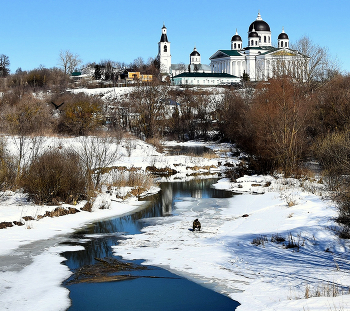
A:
171 63 211 71
189 64 211 71
210 50 243 59
244 46 279 53
173 72 239 78
218 50 242 56
171 64 187 70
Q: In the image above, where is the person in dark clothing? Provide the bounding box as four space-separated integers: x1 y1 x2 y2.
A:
193 219 201 231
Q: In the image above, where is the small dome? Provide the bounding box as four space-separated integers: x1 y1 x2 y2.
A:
248 12 270 32
190 47 200 56
249 31 259 38
278 33 288 39
231 29 242 41
278 28 289 39
231 34 242 41
190 50 200 56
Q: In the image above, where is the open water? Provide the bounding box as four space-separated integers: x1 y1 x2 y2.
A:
62 178 240 311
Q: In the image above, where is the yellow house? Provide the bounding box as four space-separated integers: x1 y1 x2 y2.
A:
127 72 153 82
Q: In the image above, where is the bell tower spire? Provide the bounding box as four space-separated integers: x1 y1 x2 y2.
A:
157 24 171 74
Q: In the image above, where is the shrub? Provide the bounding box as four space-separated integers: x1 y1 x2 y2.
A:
21 149 87 204
0 138 16 191
251 235 268 246
55 92 104 135
1 93 54 135
270 234 286 243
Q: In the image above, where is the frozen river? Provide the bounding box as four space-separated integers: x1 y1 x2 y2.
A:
62 179 240 310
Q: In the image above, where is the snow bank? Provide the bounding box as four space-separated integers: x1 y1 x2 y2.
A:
0 245 81 311
113 176 350 311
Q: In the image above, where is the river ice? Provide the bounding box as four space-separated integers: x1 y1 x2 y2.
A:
0 137 350 310
113 177 350 311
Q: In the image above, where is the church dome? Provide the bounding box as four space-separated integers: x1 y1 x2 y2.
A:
190 50 200 56
249 31 259 38
231 34 242 41
248 12 270 32
278 32 289 39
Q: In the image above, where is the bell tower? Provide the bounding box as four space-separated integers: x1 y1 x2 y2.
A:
158 24 171 74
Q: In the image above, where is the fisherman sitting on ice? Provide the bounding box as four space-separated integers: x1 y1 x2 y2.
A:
193 219 201 231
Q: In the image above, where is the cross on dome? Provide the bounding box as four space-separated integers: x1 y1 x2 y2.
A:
256 11 262 20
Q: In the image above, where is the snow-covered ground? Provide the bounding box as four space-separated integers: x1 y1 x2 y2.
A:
113 176 350 311
0 137 349 311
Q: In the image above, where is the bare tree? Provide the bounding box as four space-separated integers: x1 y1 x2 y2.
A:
3 94 50 181
58 50 82 75
129 82 169 139
291 36 339 89
74 135 121 193
248 77 311 175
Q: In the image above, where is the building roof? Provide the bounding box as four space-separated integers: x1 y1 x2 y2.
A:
171 63 212 73
160 33 168 42
244 46 279 53
173 72 239 79
210 50 243 59
189 63 211 72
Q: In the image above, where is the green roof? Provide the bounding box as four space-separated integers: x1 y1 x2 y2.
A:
71 71 82 76
210 50 243 59
244 46 277 51
173 72 239 78
217 50 242 57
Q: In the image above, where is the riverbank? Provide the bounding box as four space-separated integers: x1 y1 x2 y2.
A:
113 176 350 311
0 138 349 310
0 139 234 311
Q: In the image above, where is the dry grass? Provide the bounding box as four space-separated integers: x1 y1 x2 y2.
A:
146 137 164 153
107 169 155 191
304 282 349 299
251 235 268 246
202 151 218 159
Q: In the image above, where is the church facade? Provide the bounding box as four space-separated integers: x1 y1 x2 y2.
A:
210 12 308 81
157 13 307 83
157 25 211 77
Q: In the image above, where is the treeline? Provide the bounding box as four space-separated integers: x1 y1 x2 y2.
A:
1 57 350 234
87 57 160 82
0 52 161 95
217 75 350 235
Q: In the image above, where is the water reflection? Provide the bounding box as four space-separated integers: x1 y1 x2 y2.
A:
161 183 173 215
62 178 239 310
63 179 233 269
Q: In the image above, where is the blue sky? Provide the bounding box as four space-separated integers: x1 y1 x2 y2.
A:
2 0 349 73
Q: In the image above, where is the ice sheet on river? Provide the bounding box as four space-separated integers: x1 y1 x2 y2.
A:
113 189 350 311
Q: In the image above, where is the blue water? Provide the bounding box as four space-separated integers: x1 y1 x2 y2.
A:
62 179 240 310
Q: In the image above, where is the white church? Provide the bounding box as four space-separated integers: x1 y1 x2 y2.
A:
158 12 308 84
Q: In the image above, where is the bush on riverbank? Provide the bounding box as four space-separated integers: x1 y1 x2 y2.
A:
21 149 87 204
0 139 16 193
